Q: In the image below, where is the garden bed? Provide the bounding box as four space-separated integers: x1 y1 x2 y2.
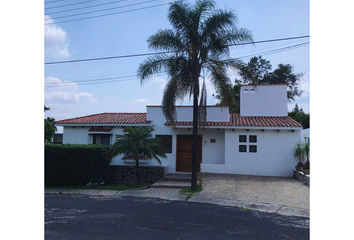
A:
293 170 310 187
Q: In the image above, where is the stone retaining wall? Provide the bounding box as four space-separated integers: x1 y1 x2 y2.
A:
109 165 166 184
293 170 310 187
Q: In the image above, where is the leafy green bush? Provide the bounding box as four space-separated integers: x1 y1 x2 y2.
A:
45 144 111 186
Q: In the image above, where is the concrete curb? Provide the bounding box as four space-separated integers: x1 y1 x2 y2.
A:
187 196 309 218
45 189 119 196
45 188 309 218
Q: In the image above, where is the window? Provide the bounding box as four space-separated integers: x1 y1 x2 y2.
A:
53 134 63 144
249 135 257 143
125 151 145 158
156 135 172 153
92 134 111 145
243 89 249 94
239 135 247 142
250 89 256 94
249 145 257 153
239 145 247 152
239 134 258 153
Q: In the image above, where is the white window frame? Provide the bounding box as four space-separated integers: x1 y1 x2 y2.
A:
238 134 258 153
88 133 112 145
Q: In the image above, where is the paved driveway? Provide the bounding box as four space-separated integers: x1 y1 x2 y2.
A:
196 173 309 210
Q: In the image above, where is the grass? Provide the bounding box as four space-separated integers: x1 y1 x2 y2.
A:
45 183 148 191
179 185 202 201
179 185 202 194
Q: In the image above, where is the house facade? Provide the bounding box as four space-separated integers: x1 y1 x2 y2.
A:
55 85 302 177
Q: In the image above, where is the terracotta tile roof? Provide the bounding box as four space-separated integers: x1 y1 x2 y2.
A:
88 126 113 132
165 114 302 128
241 84 288 86
55 113 151 125
146 105 228 108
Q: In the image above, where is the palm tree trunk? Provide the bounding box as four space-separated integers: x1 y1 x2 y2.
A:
191 88 199 191
135 158 140 184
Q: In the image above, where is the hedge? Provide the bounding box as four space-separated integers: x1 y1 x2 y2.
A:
45 143 111 186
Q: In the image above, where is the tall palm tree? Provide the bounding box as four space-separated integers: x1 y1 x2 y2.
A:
110 126 166 184
137 0 253 190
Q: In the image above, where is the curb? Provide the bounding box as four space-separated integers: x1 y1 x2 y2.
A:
187 195 309 218
45 188 309 218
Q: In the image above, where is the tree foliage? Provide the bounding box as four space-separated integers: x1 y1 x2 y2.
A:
44 106 56 143
109 126 166 184
237 56 304 101
45 144 110 186
213 80 241 113
137 0 253 190
288 104 310 129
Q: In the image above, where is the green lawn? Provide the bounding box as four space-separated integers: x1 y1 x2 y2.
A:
45 183 147 191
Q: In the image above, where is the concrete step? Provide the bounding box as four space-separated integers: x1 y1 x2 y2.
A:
151 181 190 189
164 173 196 182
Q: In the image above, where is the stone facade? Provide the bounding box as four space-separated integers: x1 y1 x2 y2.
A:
109 165 165 184
293 170 310 187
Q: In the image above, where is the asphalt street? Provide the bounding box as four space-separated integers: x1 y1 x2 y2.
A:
45 194 309 240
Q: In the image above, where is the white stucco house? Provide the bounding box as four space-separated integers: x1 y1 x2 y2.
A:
55 84 303 177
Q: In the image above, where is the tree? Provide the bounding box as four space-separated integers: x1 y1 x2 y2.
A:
213 80 242 113
237 56 272 84
44 106 56 143
109 126 166 184
237 56 304 101
137 0 253 190
288 105 310 129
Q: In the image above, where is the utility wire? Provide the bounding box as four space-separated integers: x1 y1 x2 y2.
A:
45 41 309 88
46 0 160 20
45 0 98 10
46 0 129 15
45 73 167 87
229 38 308 58
233 42 309 60
47 40 307 82
46 0 66 4
45 2 169 25
45 35 310 65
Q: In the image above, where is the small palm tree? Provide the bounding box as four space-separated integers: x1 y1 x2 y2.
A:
138 0 253 190
109 126 166 184
302 138 310 170
293 143 305 171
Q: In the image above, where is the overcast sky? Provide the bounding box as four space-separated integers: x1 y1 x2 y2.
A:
44 0 310 121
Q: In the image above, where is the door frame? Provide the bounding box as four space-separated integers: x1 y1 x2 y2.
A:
175 134 203 172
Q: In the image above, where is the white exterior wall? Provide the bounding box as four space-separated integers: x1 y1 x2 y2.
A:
220 129 301 177
60 101 301 176
145 106 176 171
240 85 288 116
147 106 229 122
63 127 91 144
201 129 225 164
146 107 227 172
301 128 310 142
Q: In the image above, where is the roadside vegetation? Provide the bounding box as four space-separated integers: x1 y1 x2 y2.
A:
179 185 203 201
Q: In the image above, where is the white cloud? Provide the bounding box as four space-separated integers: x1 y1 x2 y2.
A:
150 75 167 83
299 81 310 98
133 98 149 104
45 77 97 104
45 15 70 59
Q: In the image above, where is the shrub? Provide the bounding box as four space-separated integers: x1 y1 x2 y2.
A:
45 143 111 186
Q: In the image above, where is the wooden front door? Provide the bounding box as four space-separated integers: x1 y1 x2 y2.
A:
176 135 202 172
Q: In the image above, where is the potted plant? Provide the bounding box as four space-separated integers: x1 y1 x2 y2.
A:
293 143 305 171
302 139 310 174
